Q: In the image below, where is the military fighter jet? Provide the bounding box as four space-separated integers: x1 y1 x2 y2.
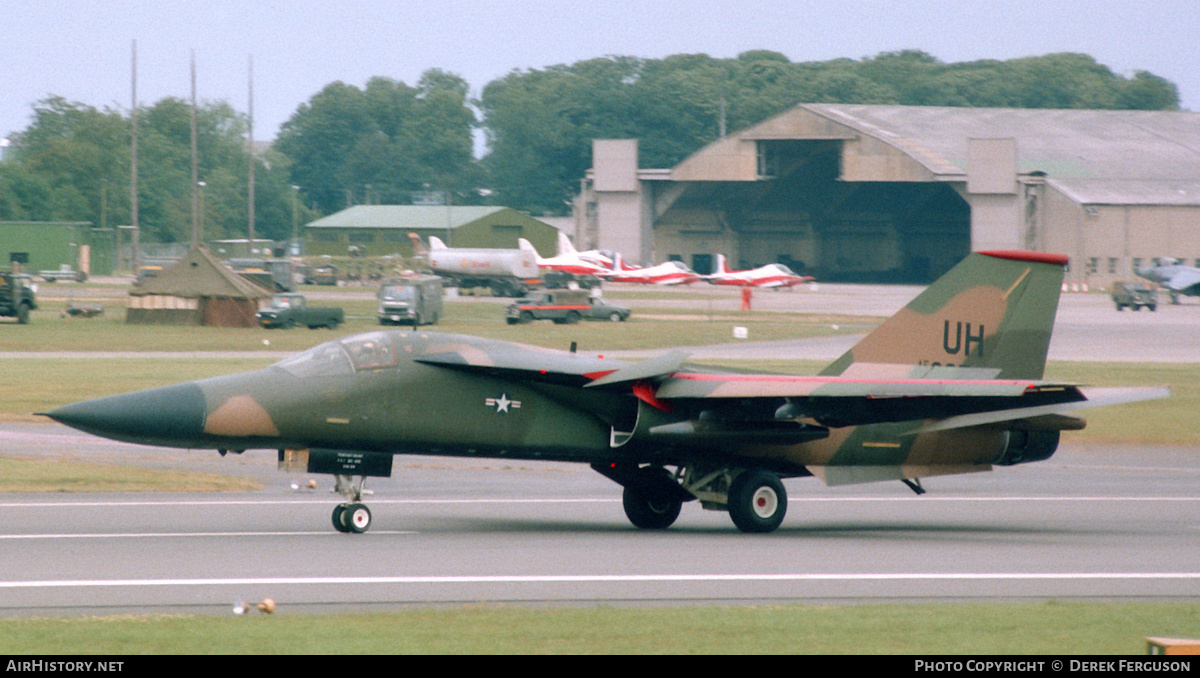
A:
44 250 1167 534
1136 258 1200 304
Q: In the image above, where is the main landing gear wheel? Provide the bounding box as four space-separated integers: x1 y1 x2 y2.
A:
332 502 372 533
622 467 683 530
727 470 787 533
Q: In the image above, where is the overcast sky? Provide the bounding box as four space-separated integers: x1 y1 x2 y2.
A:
3 0 1197 146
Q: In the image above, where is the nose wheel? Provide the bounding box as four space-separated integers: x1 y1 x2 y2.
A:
331 474 373 533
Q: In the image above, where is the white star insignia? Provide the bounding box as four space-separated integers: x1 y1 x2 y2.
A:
485 393 522 414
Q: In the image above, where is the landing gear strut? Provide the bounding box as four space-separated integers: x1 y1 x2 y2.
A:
331 474 372 533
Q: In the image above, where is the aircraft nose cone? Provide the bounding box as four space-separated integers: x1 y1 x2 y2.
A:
45 382 207 446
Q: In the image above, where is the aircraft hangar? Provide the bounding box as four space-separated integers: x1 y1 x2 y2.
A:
574 104 1200 287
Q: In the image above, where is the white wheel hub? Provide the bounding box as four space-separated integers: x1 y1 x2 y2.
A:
750 486 778 518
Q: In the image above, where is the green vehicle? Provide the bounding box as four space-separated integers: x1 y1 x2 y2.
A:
1111 281 1158 311
0 272 37 324
255 293 344 329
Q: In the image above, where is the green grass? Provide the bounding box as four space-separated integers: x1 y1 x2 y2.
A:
10 294 867 352
0 602 1196 654
0 457 261 493
0 358 277 421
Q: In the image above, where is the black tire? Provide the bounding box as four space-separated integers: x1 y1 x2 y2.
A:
565 311 581 324
622 468 683 530
332 504 351 533
727 470 787 533
519 311 533 324
609 312 622 322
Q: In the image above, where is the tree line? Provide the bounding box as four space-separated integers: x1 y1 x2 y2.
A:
0 50 1180 245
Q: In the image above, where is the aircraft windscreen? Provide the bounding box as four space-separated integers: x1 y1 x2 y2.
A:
276 341 354 378
341 332 397 371
276 333 399 377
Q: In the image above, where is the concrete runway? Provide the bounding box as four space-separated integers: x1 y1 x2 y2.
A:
1 283 1198 615
1 428 1199 616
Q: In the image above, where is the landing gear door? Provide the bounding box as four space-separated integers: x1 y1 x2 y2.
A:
278 448 394 477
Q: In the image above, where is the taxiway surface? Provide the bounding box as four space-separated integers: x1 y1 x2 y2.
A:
1 430 1198 615
1 283 1197 615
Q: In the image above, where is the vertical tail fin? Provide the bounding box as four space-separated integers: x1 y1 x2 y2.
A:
715 254 731 274
407 233 429 258
557 231 578 256
820 250 1067 380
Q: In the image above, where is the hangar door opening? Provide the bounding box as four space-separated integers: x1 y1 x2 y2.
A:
749 140 971 283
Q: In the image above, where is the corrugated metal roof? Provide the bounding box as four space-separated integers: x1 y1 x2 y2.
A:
1049 178 1200 205
796 104 1200 182
307 205 509 229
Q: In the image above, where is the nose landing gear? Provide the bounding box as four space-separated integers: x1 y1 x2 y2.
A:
331 474 373 533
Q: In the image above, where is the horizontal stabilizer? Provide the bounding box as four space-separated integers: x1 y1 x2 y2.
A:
656 371 1051 400
913 386 1170 434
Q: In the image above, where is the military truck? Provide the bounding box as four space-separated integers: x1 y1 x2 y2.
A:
377 276 443 326
1111 281 1158 311
505 289 630 325
0 272 37 324
256 293 344 329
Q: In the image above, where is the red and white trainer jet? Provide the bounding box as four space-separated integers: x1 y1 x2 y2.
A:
704 254 814 289
603 254 702 286
519 233 611 277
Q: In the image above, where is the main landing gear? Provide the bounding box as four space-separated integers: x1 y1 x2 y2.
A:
331 474 372 533
595 463 789 534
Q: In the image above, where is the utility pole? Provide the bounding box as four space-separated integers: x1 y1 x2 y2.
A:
247 55 256 253
130 40 140 273
190 51 199 248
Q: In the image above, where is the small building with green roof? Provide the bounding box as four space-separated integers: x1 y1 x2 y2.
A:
303 206 559 259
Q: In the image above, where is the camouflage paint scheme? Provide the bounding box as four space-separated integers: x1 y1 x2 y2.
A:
1136 257 1200 302
46 250 1168 533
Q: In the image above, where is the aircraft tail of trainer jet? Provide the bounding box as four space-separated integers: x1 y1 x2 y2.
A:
820 250 1067 380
